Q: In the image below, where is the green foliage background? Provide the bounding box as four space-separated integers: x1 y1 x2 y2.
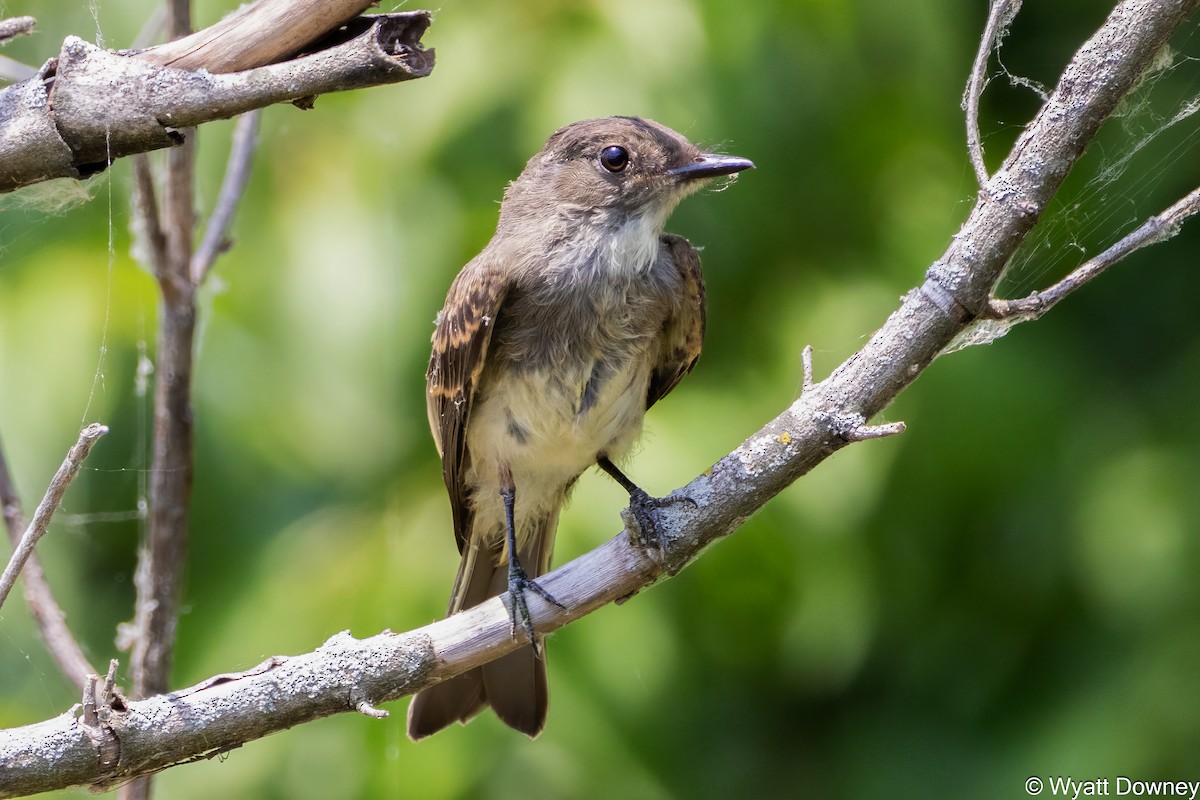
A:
3 1 1200 797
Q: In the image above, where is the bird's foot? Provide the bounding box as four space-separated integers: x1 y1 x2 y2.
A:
505 561 565 653
621 488 695 552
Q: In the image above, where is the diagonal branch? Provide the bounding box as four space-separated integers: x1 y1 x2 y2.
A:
987 184 1200 320
191 110 262 284
1 2 1197 796
0 425 109 611
0 16 34 46
0 437 98 690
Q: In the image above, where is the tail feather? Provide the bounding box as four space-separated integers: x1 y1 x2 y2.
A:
407 508 559 740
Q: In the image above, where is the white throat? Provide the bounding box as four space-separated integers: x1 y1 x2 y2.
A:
547 202 675 279
603 206 670 276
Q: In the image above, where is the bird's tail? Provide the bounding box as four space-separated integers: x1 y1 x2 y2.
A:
406 507 559 740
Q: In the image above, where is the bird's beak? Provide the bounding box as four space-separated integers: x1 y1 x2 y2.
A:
668 153 756 181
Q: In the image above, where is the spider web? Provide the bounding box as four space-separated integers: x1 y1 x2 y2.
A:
0 2 150 710
948 23 1200 353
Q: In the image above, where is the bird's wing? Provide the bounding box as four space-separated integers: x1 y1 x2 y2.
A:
646 233 707 409
426 253 510 553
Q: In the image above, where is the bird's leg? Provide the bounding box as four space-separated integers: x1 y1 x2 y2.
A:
597 456 688 550
498 465 563 651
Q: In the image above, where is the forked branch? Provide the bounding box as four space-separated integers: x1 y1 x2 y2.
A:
1 0 1198 797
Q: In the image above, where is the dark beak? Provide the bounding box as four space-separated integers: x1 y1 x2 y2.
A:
669 153 756 180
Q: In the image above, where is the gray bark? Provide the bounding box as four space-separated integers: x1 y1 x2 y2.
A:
0 12 433 194
0 0 1197 796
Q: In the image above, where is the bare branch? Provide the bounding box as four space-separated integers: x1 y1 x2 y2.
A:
988 184 1200 320
124 224 197 706
120 13 200 800
0 425 108 611
1 1 1197 796
192 110 261 284
0 12 434 193
130 157 169 276
926 0 1193 319
0 438 97 690
0 16 35 46
140 0 376 74
963 0 1019 186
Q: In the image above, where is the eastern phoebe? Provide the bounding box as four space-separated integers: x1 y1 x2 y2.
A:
407 116 753 740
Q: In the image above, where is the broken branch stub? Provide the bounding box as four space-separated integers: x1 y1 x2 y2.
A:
0 12 433 193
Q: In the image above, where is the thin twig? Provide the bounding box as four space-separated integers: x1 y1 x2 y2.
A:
0 436 98 690
0 16 35 46
989 184 1200 319
131 156 168 276
160 140 196 300
192 110 261 284
963 0 1018 187
0 424 108 611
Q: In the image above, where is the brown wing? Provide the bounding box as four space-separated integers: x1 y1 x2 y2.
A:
646 233 706 409
426 253 509 552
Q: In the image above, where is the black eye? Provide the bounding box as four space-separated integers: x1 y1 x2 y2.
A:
599 145 629 173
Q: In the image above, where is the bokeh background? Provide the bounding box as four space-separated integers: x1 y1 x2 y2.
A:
3 1 1200 797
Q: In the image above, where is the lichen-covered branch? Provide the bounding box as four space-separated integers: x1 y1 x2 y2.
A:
0 11 433 193
0 1 1196 797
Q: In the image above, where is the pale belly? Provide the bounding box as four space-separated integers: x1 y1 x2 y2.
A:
464 357 650 538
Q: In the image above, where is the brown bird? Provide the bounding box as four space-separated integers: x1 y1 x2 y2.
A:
407 116 753 740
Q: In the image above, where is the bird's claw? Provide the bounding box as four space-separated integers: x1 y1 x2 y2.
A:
505 561 565 653
622 489 696 551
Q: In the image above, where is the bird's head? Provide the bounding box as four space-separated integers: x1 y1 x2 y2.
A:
500 116 754 228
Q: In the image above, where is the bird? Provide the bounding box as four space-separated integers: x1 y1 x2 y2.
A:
407 116 753 740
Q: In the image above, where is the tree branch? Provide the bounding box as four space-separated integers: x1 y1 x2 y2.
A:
191 110 261 284
0 424 108 612
987 184 1200 320
0 10 434 193
130 156 169 276
1 0 1196 796
121 12 199 800
140 0 376 73
0 437 97 691
0 16 35 46
963 0 1018 186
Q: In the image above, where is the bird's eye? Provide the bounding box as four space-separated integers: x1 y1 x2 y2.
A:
599 145 630 173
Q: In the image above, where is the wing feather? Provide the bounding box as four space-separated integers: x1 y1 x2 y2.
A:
647 233 706 409
426 254 509 552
